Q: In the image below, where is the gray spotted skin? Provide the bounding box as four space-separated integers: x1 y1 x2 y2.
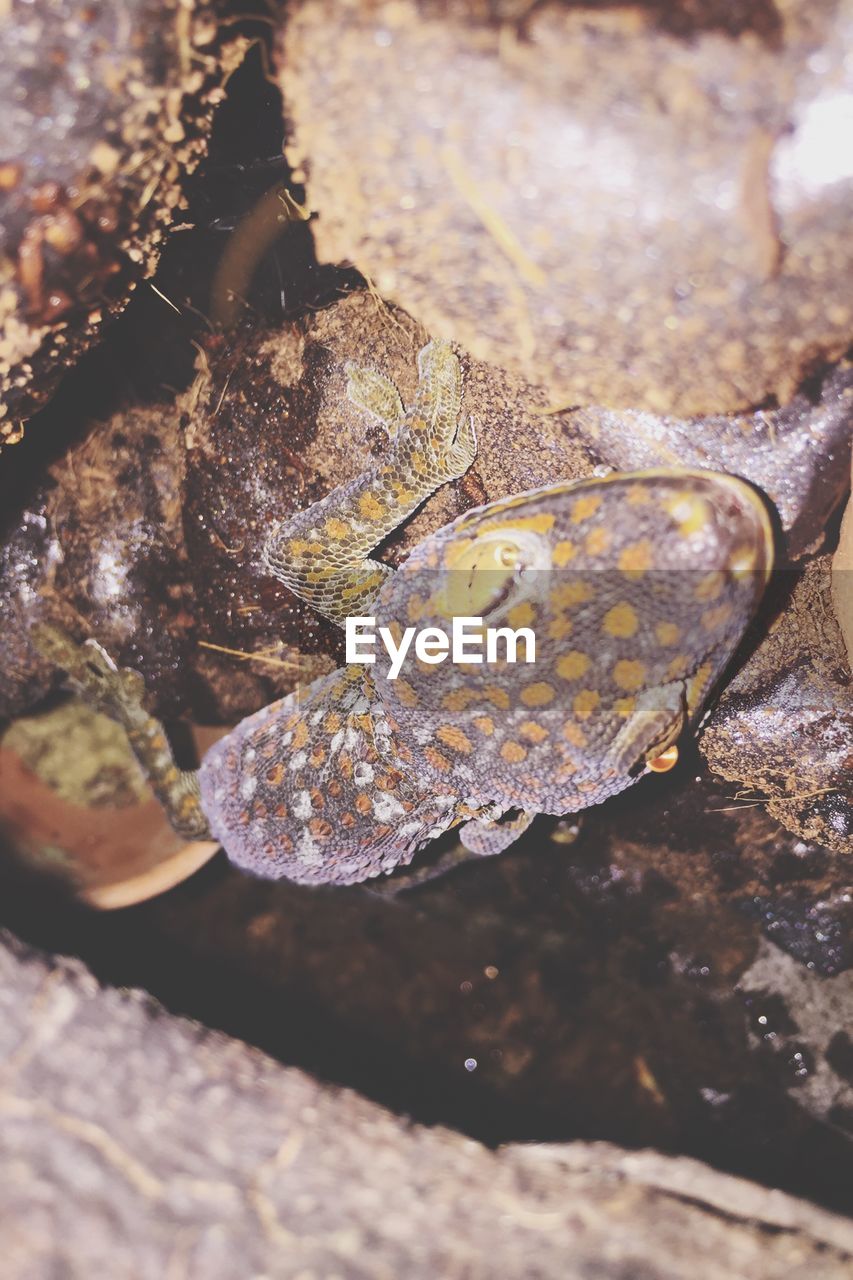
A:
372 470 774 815
198 666 461 885
200 470 773 884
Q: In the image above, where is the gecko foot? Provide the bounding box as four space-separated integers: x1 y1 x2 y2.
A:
30 623 147 724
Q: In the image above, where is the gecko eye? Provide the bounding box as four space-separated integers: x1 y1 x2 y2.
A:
647 744 679 772
441 534 524 618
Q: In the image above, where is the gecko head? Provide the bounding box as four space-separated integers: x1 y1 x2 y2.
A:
374 469 774 813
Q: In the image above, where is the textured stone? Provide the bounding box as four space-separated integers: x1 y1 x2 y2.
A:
702 557 853 853
0 0 246 435
3 929 853 1279
280 0 853 415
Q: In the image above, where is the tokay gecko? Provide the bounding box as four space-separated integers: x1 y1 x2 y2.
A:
32 339 775 884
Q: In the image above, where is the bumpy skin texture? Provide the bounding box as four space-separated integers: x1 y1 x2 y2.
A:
263 339 476 623
35 341 774 884
197 343 773 884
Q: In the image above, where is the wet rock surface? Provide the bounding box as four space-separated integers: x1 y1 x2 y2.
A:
5 932 853 1279
0 0 246 434
281 0 853 415
702 558 853 853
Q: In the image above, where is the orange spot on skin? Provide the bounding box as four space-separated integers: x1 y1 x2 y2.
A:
500 740 527 763
687 663 714 708
436 724 474 754
618 539 653 574
573 689 600 720
341 812 356 828
563 722 587 748
695 572 724 602
556 651 590 680
665 492 710 536
425 746 452 772
613 659 646 692
359 491 384 520
731 545 759 580
324 517 350 539
308 747 326 768
310 788 325 810
323 711 343 733
274 803 288 818
442 688 478 712
701 602 734 631
478 512 556 537
572 493 603 523
519 720 549 743
507 601 536 629
666 654 691 680
603 602 638 638
292 720 309 750
406 594 428 623
615 695 637 718
309 818 334 839
395 679 420 708
585 526 612 556
552 540 577 567
266 762 285 785
355 793 372 815
521 681 555 707
655 621 681 645
547 615 573 641
485 686 511 710
551 581 593 610
474 715 495 735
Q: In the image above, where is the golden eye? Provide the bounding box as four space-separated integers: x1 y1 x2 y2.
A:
441 535 522 617
647 744 679 773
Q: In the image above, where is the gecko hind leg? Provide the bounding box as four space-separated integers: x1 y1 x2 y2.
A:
29 623 210 840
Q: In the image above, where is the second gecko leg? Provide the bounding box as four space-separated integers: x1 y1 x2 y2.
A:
263 338 476 626
30 624 210 840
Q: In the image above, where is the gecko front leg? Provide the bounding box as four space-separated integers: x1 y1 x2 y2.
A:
29 623 210 841
263 338 477 626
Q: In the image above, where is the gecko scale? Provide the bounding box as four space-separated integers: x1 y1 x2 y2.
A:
33 339 774 884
